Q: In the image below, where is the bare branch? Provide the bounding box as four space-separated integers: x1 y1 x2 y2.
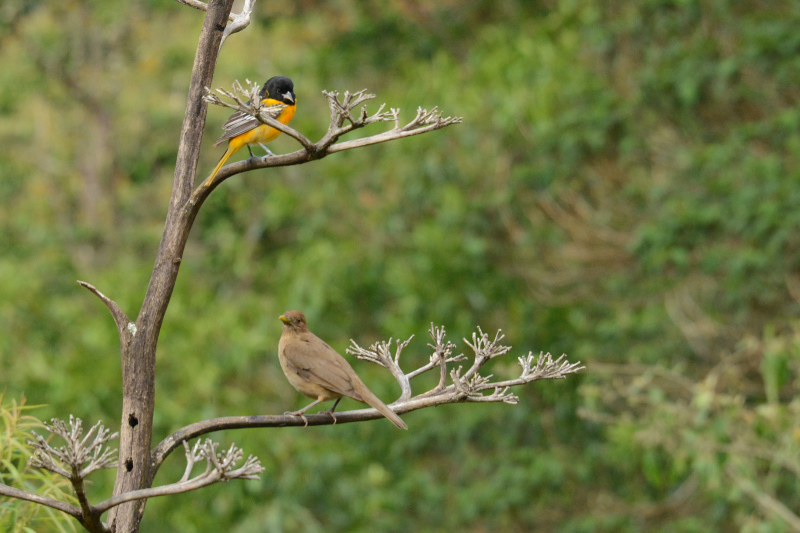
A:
151 324 582 479
94 439 263 514
172 0 238 23
9 431 263 525
197 82 462 197
28 416 119 480
517 351 585 381
219 0 255 48
77 280 134 344
0 483 82 520
179 440 202 482
406 324 465 385
321 89 398 138
6 334 577 528
174 0 255 47
174 0 216 12
462 327 512 380
203 81 315 151
347 335 415 401
111 4 235 527
25 416 118 532
430 324 461 390
324 117 458 153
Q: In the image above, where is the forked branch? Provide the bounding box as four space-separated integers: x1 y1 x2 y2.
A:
149 325 583 476
351 324 583 405
93 439 263 513
24 416 119 532
202 80 314 150
173 0 255 47
3 415 263 532
77 280 133 347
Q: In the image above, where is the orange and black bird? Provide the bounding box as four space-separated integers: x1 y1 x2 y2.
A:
205 75 296 186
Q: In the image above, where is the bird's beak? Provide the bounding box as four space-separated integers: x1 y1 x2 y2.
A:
282 91 294 103
279 315 291 325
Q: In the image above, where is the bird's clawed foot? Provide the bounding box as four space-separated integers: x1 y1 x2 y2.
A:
321 408 338 425
284 410 309 427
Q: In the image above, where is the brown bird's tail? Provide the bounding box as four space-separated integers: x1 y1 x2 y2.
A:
359 389 407 430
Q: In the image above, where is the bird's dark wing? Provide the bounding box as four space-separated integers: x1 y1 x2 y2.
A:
213 103 288 146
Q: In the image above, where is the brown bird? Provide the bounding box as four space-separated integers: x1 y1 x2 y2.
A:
278 310 407 429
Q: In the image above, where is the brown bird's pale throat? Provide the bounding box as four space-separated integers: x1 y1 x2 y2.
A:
278 310 407 429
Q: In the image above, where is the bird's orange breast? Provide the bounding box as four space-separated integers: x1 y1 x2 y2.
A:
240 102 297 146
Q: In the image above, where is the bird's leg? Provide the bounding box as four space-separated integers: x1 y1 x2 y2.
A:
285 399 323 428
320 398 342 425
247 145 256 159
258 143 276 161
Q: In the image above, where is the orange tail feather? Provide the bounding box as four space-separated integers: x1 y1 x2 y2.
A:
204 143 240 187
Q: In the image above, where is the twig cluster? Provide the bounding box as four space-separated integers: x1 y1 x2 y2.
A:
0 415 263 532
28 416 118 481
322 89 399 133
92 439 263 514
203 79 292 135
348 324 584 409
180 439 264 482
347 334 417 401
194 79 461 196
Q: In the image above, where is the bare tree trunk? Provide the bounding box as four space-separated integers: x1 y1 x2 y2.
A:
107 1 234 531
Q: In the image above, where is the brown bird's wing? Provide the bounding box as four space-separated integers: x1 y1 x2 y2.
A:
282 335 363 399
213 102 288 146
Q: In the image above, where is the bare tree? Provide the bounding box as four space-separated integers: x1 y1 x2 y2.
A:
0 1 583 532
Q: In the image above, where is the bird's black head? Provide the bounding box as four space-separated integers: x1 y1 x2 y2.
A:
262 76 295 105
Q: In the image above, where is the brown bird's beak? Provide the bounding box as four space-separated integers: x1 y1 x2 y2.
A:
279 315 291 325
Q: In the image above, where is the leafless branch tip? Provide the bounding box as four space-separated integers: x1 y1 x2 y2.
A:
28 415 119 481
94 438 263 514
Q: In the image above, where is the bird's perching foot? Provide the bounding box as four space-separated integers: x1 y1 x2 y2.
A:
321 410 338 425
284 410 309 427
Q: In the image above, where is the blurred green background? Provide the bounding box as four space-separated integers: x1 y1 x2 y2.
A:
2 0 800 531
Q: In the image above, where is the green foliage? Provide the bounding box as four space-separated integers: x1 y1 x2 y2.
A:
0 394 76 533
1 0 800 531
